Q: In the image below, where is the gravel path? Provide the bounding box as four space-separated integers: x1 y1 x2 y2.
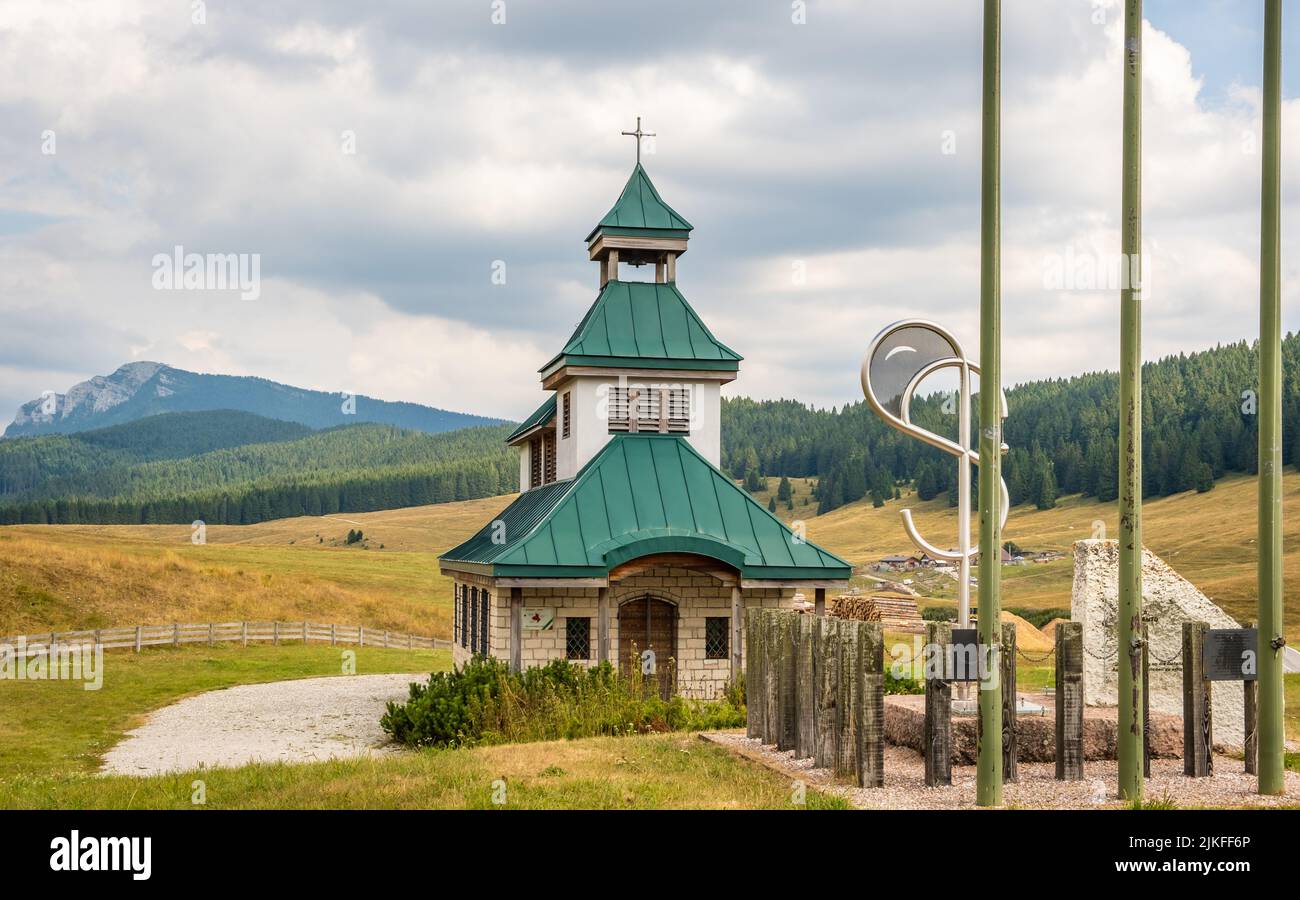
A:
101 674 423 776
703 733 1300 809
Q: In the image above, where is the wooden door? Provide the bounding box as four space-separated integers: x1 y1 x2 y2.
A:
618 596 677 699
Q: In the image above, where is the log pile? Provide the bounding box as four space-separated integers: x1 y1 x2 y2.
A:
833 593 924 633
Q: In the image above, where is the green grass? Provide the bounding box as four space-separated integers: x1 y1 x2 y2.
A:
0 733 849 810
0 643 842 810
0 644 447 779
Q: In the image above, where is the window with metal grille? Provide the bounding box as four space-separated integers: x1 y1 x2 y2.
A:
479 590 489 655
566 617 591 660
607 386 690 434
543 432 556 483
473 587 483 650
529 436 542 489
460 588 469 649
562 391 571 439
705 617 729 660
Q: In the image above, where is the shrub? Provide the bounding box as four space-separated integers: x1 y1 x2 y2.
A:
381 656 745 749
884 668 924 695
921 606 956 622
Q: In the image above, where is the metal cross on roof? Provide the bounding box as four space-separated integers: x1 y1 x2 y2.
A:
621 116 656 165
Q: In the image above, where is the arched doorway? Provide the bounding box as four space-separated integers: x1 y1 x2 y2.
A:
618 595 677 699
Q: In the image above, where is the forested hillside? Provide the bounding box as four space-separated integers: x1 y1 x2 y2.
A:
0 412 517 525
722 337 1300 515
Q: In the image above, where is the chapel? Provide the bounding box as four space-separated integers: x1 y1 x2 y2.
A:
440 145 851 698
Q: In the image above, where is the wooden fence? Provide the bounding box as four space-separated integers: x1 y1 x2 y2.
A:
746 608 885 789
0 622 450 656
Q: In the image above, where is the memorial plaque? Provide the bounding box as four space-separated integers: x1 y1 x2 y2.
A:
1202 628 1257 682
948 627 982 681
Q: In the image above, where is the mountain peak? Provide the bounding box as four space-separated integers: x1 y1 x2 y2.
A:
3 363 502 439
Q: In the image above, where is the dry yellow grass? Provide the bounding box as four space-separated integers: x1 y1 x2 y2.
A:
801 471 1300 638
6 467 1296 640
0 495 516 637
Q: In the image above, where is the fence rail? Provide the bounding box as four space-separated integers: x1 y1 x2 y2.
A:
0 621 450 656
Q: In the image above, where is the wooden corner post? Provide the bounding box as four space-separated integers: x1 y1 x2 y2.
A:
814 615 838 769
1055 622 1084 780
924 621 952 787
1182 621 1212 777
856 621 885 788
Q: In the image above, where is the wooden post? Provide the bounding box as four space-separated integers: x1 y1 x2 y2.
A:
777 613 798 752
329 623 335 647
359 626 365 647
1245 680 1259 776
596 586 609 666
745 608 761 739
796 614 816 759
273 621 280 646
134 625 142 653
208 623 214 647
814 615 839 769
1142 621 1151 777
856 621 885 788
759 611 774 743
814 586 826 616
95 629 102 649
1245 620 1258 776
173 623 180 647
306 622 311 645
1000 621 1017 783
1182 621 1212 777
835 617 860 779
730 586 743 683
924 621 952 787
1055 622 1084 780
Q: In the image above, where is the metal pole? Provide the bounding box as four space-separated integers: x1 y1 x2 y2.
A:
1257 0 1285 797
1117 0 1145 803
975 0 1003 808
958 362 971 632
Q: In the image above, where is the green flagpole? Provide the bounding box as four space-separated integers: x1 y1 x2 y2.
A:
1257 0 1284 797
976 0 1004 808
1117 0 1144 803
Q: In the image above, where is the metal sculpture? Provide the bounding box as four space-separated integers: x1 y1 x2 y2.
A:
861 319 1008 636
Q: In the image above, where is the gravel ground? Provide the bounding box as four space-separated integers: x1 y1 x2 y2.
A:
101 673 423 776
702 732 1300 809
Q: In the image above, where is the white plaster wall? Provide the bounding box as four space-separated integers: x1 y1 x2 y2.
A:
554 374 722 480
1071 539 1245 748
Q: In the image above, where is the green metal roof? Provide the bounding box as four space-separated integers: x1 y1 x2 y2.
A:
541 281 742 374
440 434 851 580
585 165 692 242
506 394 556 443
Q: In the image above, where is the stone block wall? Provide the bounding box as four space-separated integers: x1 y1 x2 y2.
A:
452 568 800 699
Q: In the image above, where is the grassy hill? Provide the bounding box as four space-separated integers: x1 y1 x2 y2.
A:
8 468 1298 640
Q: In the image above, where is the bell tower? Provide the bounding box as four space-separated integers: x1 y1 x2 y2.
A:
586 118 693 287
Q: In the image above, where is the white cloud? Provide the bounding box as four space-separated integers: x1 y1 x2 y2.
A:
0 0 1295 422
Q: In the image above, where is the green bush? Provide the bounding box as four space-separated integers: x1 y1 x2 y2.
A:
381 656 746 749
921 606 956 622
884 668 924 695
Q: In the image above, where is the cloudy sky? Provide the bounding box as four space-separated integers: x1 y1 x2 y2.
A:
1 0 1297 423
